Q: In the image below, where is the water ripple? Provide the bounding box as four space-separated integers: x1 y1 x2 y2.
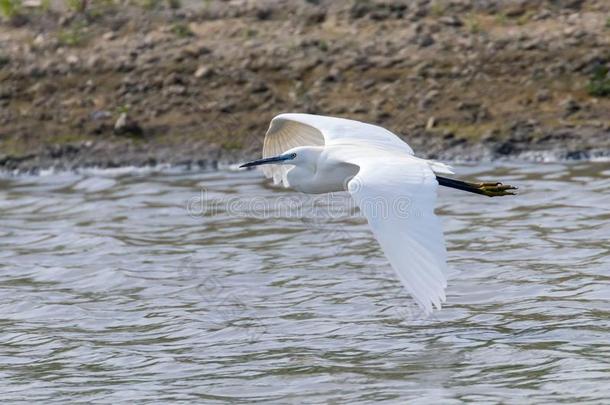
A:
0 162 609 403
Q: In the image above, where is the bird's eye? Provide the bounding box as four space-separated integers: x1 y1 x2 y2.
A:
290 153 297 159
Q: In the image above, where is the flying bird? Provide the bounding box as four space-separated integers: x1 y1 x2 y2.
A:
240 113 516 314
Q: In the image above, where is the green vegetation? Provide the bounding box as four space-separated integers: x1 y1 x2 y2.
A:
495 13 509 25
1 0 181 19
516 13 532 26
166 0 180 9
138 0 161 10
115 104 130 114
137 0 180 10
0 0 21 20
57 22 88 47
317 40 328 52
586 66 610 97
244 28 258 38
465 15 482 34
428 121 501 140
430 2 445 17
66 0 86 12
40 0 50 11
171 22 194 38
0 54 9 68
221 140 243 151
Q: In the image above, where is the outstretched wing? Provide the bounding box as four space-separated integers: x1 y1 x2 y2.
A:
346 155 448 315
262 113 414 185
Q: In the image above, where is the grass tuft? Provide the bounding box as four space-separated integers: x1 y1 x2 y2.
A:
0 0 21 20
58 22 89 47
171 22 194 38
586 66 610 97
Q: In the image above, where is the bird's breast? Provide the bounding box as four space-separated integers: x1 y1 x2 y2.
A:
290 161 359 194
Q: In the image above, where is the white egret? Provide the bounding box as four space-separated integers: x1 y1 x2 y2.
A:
241 113 516 314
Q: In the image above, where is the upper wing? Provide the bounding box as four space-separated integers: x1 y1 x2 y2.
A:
346 155 448 315
262 113 414 185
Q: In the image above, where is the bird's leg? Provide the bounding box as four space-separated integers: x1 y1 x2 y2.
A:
436 176 517 197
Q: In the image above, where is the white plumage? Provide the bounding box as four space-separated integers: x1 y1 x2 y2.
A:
347 156 448 313
244 113 454 314
244 113 516 313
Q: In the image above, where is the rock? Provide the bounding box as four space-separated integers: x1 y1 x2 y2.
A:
33 34 45 46
410 4 427 19
165 85 187 96
415 34 435 48
350 104 367 114
103 31 116 41
566 13 580 24
482 129 500 142
533 9 552 20
255 7 272 21
361 79 376 89
565 150 589 160
555 0 584 10
495 141 517 156
457 101 481 111
304 10 326 25
114 113 143 136
418 90 439 111
22 0 42 7
438 16 463 27
114 113 127 130
526 119 540 127
163 72 185 86
350 2 372 19
370 9 391 21
520 40 539 51
426 116 436 130
574 54 607 74
115 60 135 73
180 45 212 59
249 81 269 93
505 5 526 18
66 55 79 66
560 97 581 116
323 68 341 82
194 65 214 79
90 110 112 121
219 101 235 113
536 89 551 102
86 55 102 70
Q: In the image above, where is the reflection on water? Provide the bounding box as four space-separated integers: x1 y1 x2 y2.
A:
0 162 609 403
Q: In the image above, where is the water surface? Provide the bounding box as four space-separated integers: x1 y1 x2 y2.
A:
1 162 609 403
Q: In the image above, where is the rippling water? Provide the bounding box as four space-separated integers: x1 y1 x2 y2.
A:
1 162 609 403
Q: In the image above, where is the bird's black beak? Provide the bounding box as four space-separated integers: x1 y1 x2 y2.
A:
239 154 291 168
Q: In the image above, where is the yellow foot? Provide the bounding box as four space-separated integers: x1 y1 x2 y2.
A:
476 182 518 197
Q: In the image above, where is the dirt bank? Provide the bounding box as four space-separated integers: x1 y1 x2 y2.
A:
1 0 609 172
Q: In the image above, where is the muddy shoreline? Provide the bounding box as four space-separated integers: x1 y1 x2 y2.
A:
1 0 609 172
2 132 609 175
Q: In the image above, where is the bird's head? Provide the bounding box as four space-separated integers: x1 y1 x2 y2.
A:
239 147 319 169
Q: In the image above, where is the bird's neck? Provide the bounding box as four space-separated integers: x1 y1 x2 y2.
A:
285 147 321 193
288 150 358 194
287 164 316 193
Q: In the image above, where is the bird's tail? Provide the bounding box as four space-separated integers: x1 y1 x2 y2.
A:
415 158 454 174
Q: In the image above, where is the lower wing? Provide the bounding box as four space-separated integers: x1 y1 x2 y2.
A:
347 156 448 315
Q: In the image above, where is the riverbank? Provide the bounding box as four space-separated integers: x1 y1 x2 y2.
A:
1 0 609 172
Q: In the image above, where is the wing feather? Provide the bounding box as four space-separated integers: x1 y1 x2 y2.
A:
257 113 450 314
346 156 448 315
261 113 413 187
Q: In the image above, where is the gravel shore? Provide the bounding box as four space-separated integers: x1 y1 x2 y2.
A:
1 0 609 172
